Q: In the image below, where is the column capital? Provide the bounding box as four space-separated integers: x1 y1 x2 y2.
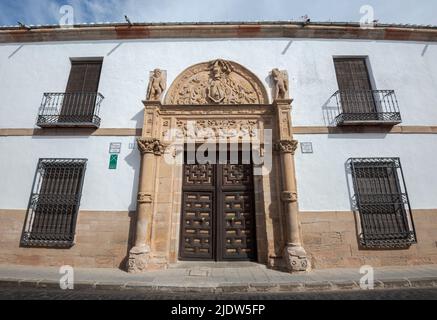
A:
137 138 167 155
275 140 299 154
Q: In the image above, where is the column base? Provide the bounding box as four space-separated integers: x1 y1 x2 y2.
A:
284 244 311 272
127 246 150 274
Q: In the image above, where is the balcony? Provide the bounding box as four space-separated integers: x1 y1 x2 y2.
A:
333 90 402 126
37 92 104 128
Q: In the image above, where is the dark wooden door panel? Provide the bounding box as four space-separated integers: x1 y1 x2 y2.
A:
222 164 253 187
180 192 214 260
220 192 256 260
183 163 214 187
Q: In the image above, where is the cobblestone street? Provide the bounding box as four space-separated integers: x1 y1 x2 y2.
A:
0 286 436 300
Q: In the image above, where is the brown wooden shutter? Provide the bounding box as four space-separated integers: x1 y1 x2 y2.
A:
334 58 376 114
66 61 102 93
61 60 102 122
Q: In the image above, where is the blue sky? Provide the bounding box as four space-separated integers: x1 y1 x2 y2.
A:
0 0 436 26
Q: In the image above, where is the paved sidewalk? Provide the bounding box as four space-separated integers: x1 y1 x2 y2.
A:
0 262 436 293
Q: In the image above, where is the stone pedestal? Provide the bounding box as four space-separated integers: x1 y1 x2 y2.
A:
283 245 309 272
127 246 150 273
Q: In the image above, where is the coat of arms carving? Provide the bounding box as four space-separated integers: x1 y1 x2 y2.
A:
165 59 268 105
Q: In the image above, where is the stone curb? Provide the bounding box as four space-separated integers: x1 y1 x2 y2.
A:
1 277 436 293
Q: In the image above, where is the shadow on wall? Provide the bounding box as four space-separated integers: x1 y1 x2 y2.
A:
344 159 365 252
118 107 143 270
264 155 287 270
322 92 394 139
321 94 340 127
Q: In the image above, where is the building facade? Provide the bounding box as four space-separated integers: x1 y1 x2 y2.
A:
0 22 436 272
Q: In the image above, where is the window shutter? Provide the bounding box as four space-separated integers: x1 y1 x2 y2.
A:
66 61 102 93
61 60 102 123
334 58 376 114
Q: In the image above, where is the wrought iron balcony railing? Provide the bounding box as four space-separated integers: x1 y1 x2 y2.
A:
37 92 104 128
333 90 402 126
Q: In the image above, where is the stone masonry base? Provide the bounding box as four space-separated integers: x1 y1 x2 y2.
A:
0 209 436 270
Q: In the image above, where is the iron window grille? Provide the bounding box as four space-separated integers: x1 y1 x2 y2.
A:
349 158 416 248
333 90 402 126
21 159 87 248
37 92 104 128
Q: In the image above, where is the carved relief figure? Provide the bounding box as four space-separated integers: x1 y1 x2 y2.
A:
271 68 289 100
207 60 232 103
147 69 167 101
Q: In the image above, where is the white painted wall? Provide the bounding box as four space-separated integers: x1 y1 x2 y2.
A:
0 38 436 128
1 37 437 212
0 136 140 211
1 134 436 212
295 134 437 211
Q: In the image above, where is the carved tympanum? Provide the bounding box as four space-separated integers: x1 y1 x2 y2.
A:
165 59 268 105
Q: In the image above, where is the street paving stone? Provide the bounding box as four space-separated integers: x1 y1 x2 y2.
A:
0 263 436 294
0 287 436 300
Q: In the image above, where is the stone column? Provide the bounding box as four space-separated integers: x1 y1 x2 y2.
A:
128 101 164 273
274 99 310 272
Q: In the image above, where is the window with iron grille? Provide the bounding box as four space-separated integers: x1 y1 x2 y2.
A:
21 159 87 248
349 158 416 248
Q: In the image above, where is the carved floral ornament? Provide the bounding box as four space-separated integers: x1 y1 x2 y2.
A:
168 119 259 140
137 138 167 155
275 140 299 154
164 59 269 105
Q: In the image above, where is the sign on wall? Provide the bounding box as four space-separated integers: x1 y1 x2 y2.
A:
300 142 314 154
109 154 118 170
109 143 122 154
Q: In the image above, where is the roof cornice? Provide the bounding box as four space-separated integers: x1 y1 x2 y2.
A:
1 22 437 43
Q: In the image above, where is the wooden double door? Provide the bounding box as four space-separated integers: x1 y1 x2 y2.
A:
179 152 257 261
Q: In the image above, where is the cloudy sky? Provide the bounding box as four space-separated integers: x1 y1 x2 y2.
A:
0 0 436 26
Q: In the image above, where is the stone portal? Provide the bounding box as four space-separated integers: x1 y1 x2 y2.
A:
127 59 310 273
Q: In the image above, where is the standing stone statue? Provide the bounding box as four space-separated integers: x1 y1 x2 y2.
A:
147 69 167 101
271 68 289 100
